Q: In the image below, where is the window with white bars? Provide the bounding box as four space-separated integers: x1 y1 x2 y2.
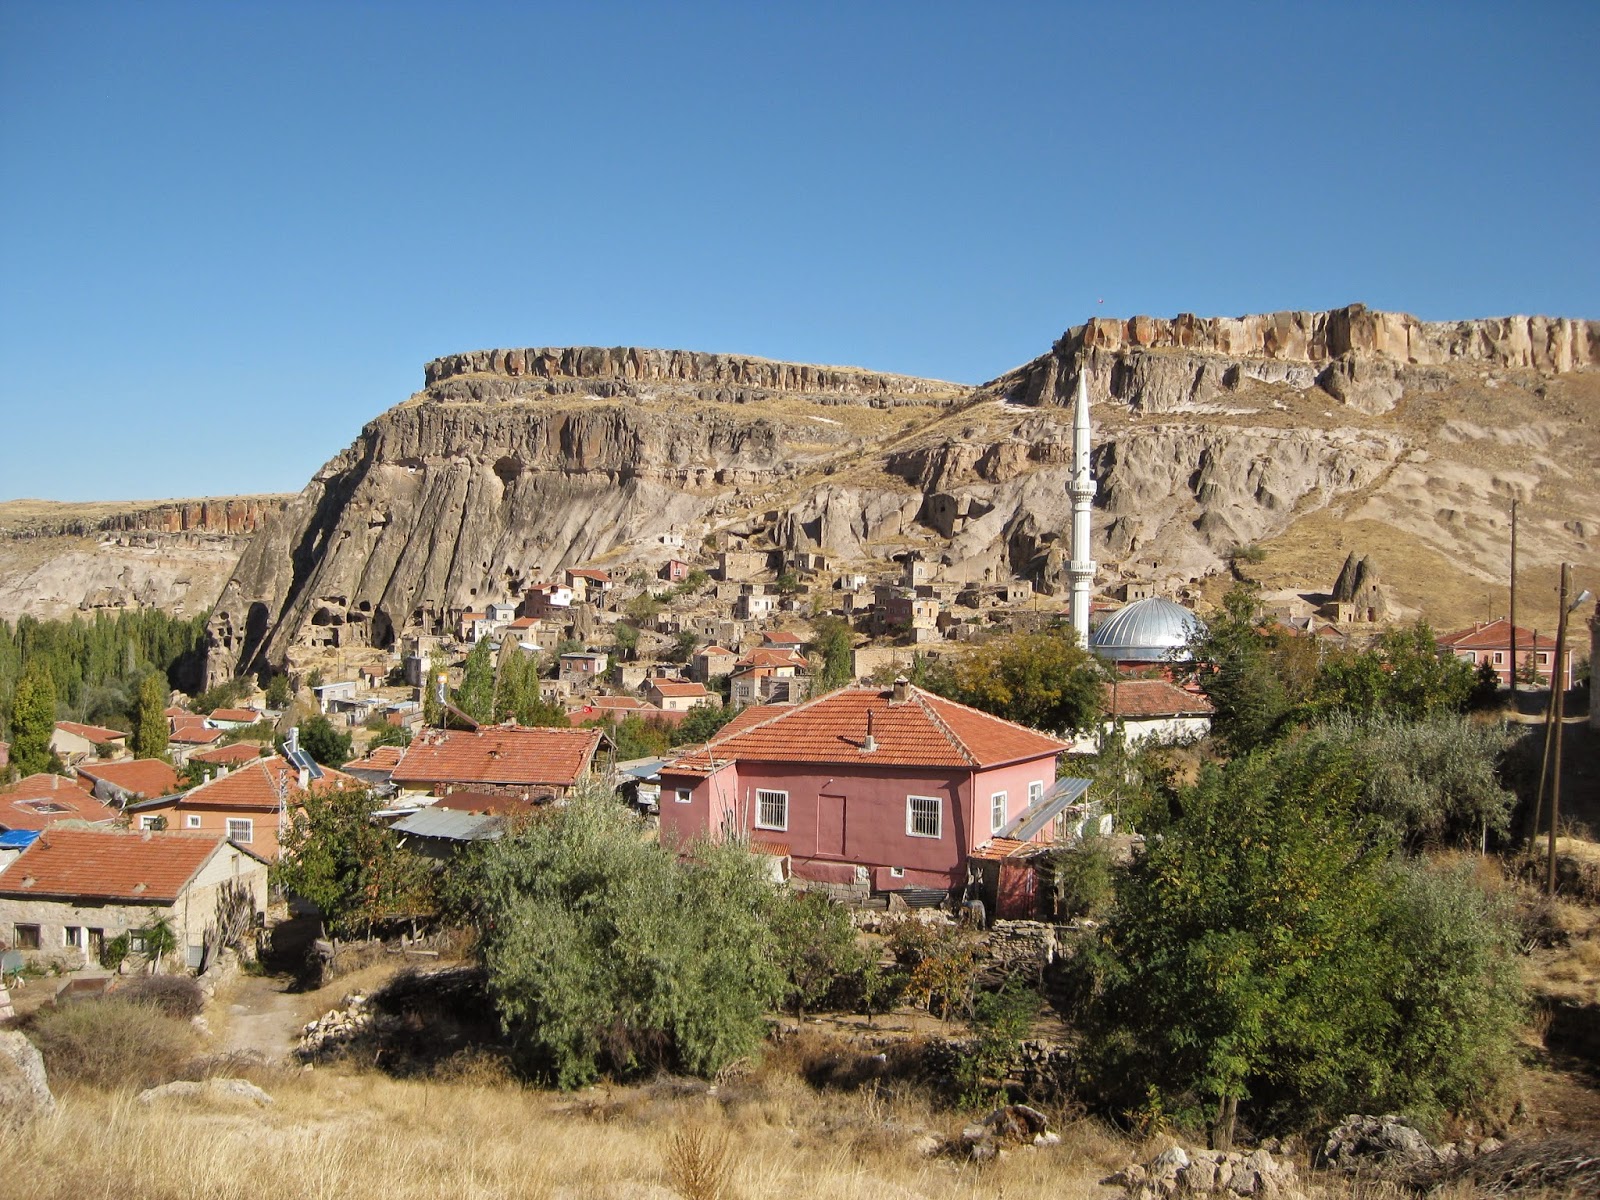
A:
755 789 788 831
1028 780 1044 806
990 791 1007 834
226 818 253 844
185 814 202 829
907 795 941 839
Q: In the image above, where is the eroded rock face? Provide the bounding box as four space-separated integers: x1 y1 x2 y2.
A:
0 1030 56 1128
205 311 1600 681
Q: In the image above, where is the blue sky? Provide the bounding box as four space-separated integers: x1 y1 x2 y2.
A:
1 1 1595 502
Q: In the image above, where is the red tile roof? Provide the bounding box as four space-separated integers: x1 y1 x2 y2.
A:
208 708 263 724
347 744 407 772
567 568 611 582
666 685 1067 773
0 829 229 904
189 743 267 766
0 774 117 831
698 646 735 657
169 724 226 745
433 789 552 814
53 721 126 744
75 758 181 799
1101 680 1214 719
647 680 709 699
393 725 604 789
734 648 809 671
761 631 805 645
1437 618 1557 652
178 754 357 812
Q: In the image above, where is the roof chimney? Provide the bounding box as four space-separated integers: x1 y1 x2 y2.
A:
892 675 911 703
863 708 877 753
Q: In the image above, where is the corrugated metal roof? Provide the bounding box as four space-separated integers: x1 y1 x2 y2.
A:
1090 597 1205 662
391 808 502 842
1000 776 1092 841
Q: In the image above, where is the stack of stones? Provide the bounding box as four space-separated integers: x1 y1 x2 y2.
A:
1104 1145 1303 1200
297 993 397 1061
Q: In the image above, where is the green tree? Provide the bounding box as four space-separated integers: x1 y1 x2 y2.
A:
494 651 566 726
765 890 862 1016
468 781 784 1086
367 722 412 750
9 660 58 776
923 629 1104 734
1080 743 1523 1137
264 673 291 710
598 714 672 760
275 787 433 938
423 664 445 728
456 639 495 724
136 912 178 974
1187 582 1308 753
613 622 640 661
669 630 699 663
1311 622 1472 721
811 615 855 692
298 714 353 767
675 701 733 745
131 672 168 759
623 592 662 627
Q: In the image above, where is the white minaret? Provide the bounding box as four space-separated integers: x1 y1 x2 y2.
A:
1068 368 1097 648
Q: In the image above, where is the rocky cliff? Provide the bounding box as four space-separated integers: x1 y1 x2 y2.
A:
0 497 289 623
204 307 1600 681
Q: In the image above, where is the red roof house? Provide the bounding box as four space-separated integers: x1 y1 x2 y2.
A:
129 754 358 860
0 828 268 969
1437 618 1575 689
74 758 181 806
391 725 607 800
188 743 268 768
1069 679 1215 754
659 680 1077 895
0 774 118 832
49 721 128 761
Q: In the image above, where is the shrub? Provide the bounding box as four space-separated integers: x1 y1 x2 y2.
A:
765 890 862 1017
114 973 205 1019
1045 833 1114 919
28 999 196 1089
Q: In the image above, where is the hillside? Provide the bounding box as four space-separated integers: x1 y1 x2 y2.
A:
200 307 1598 683
0 497 290 624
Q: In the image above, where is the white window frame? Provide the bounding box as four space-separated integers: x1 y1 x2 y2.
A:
1537 651 1549 664
226 817 254 844
675 788 693 804
907 794 942 839
63 926 83 949
138 814 162 830
1028 780 1045 807
1493 651 1504 665
888 866 906 879
990 791 1007 834
755 789 788 832
185 814 202 829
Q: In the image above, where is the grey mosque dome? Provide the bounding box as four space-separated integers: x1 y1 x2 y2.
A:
1090 596 1207 663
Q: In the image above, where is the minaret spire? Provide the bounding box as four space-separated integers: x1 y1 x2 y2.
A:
1068 367 1097 648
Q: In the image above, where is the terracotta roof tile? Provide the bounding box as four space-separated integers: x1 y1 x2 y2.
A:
0 828 228 904
75 758 181 799
169 724 226 745
666 685 1066 772
0 774 117 831
1101 680 1214 719
53 721 126 744
393 725 603 789
178 754 357 812
1437 618 1557 652
433 789 552 814
188 743 267 767
733 648 809 671
208 708 263 724
347 744 407 772
648 680 708 698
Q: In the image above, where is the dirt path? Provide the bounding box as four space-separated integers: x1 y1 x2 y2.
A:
219 972 305 1062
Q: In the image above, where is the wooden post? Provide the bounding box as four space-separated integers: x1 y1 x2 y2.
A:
1548 564 1570 897
1509 500 1518 706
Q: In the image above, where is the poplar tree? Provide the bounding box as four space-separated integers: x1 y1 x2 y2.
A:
10 661 58 775
457 640 496 725
132 672 169 759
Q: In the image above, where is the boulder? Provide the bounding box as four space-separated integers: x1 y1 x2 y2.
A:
137 1077 274 1107
0 1031 56 1128
1320 1113 1437 1172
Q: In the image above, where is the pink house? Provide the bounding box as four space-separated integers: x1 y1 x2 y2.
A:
658 680 1077 896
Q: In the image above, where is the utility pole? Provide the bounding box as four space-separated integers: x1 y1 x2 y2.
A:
1546 565 1595 896
1508 500 1518 707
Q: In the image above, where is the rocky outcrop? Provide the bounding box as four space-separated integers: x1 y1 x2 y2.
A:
0 1030 56 1128
204 309 1600 680
1105 1145 1303 1200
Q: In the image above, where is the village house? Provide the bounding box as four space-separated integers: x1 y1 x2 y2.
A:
659 558 692 584
565 568 613 605
644 678 712 713
658 679 1075 897
1068 679 1215 754
0 828 268 973
0 774 118 835
74 758 181 808
559 650 609 687
166 719 226 764
49 721 128 763
312 680 361 713
735 590 778 621
342 743 408 786
1436 618 1576 690
205 707 263 730
390 724 609 802
522 583 574 619
760 630 809 654
691 644 739 684
128 754 358 860
876 587 941 639
717 549 768 582
188 743 267 771
729 647 812 709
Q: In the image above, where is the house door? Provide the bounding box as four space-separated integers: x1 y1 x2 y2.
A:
817 794 847 858
88 929 104 961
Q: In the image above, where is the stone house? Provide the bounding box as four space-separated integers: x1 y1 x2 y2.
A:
691 645 739 683
718 549 767 582
0 828 268 972
644 679 712 713
659 558 692 584
729 648 812 709
49 722 127 763
559 650 609 687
